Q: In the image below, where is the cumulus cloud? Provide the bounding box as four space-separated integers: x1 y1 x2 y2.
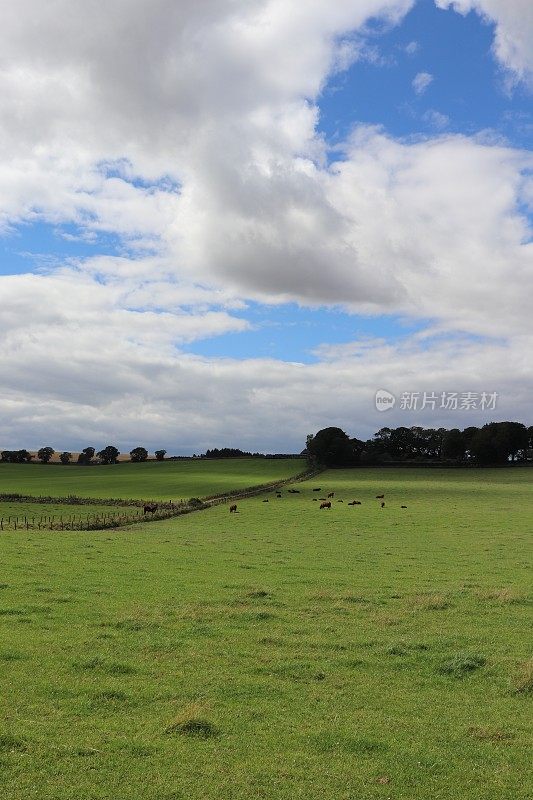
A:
1 320 531 452
435 0 533 87
422 109 450 128
412 71 434 94
404 40 420 55
0 0 531 449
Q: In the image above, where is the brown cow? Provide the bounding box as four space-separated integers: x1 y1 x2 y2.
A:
320 501 331 510
229 504 238 513
143 503 158 514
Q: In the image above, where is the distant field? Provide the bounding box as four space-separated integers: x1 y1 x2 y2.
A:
0 467 531 800
0 458 305 501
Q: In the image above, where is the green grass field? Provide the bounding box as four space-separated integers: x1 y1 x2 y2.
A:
0 467 531 799
0 458 305 501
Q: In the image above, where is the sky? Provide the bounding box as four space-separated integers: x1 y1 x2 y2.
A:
0 0 532 454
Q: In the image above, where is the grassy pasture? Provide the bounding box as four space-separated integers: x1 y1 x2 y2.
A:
0 467 531 799
0 458 305 501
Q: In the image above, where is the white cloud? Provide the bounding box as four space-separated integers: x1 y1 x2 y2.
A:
435 0 533 87
422 109 450 128
1 319 531 452
404 40 420 55
0 0 531 449
412 71 434 94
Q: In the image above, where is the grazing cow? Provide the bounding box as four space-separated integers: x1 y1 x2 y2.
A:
312 498 317 501
380 501 385 509
320 501 331 510
327 492 334 498
337 499 344 503
376 494 384 499
401 505 407 509
229 504 238 513
263 499 269 503
313 488 321 492
348 500 357 506
143 503 158 514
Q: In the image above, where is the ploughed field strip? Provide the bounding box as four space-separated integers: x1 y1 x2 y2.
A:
0 467 531 800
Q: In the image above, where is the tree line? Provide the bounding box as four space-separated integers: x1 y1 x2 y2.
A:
0 446 167 465
306 422 533 467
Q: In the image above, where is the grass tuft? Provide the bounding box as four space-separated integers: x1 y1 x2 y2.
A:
73 656 135 675
0 734 26 753
478 588 527 605
468 726 515 742
513 658 533 694
246 589 272 599
415 594 450 611
312 732 387 754
438 653 486 677
165 704 219 739
93 689 129 703
0 650 27 661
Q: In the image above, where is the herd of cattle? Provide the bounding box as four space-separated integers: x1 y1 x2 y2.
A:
142 491 408 517
228 488 409 513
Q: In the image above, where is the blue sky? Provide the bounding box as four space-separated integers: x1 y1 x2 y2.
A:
321 0 532 148
0 0 531 450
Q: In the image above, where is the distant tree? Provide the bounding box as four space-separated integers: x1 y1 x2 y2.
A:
469 426 500 465
528 426 533 459
154 450 166 461
500 421 529 461
442 429 466 461
59 451 72 464
1 449 32 463
462 427 480 459
77 447 95 465
97 445 120 464
37 446 55 463
307 427 355 467
130 447 148 462
203 448 252 458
